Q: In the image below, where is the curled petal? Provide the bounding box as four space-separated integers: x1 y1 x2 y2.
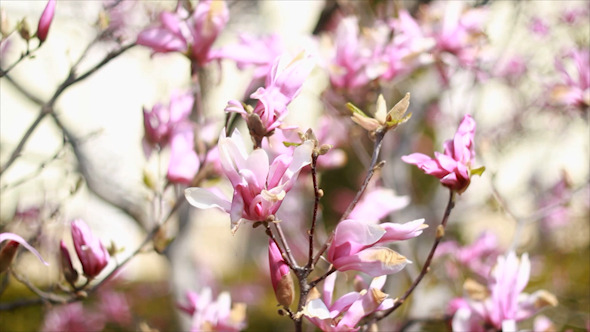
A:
185 187 231 212
379 218 428 243
0 233 49 271
333 247 411 277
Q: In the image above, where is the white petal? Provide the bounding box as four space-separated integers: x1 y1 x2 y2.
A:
185 187 231 212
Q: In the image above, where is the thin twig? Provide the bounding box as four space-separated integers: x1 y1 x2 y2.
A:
340 130 386 221
306 153 321 269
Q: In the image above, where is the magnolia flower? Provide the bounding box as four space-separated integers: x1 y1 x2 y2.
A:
36 0 55 43
0 232 49 273
435 232 501 279
327 219 427 277
550 47 590 111
348 93 411 135
179 288 246 332
71 219 110 279
268 239 293 307
166 122 199 184
136 0 228 66
451 252 558 331
304 273 395 331
348 187 410 222
185 129 313 233
225 51 314 137
402 114 483 194
142 91 194 156
41 302 105 332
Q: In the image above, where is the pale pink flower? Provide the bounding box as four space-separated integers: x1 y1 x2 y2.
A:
136 0 228 66
494 54 528 85
326 219 426 277
402 114 480 194
550 47 590 111
530 17 549 37
180 288 246 332
348 187 410 222
304 273 395 331
211 33 284 83
268 239 293 307
71 219 110 279
225 51 314 135
0 232 49 273
185 129 313 233
451 252 558 331
36 0 55 43
166 123 199 185
98 290 132 327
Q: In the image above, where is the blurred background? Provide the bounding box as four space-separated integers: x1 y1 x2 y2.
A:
0 0 588 331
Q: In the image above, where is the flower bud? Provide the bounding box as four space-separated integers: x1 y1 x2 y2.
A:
37 0 56 43
71 219 110 279
0 241 19 273
17 18 31 41
59 240 78 286
268 239 293 307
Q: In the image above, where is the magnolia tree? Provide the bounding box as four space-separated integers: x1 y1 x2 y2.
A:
0 0 588 331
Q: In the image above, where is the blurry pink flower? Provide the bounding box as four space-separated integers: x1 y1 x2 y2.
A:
37 0 55 43
530 17 549 37
166 123 199 184
142 91 194 157
41 302 105 332
495 55 527 84
180 288 246 332
185 129 313 233
348 187 410 222
436 231 500 279
550 48 590 111
225 51 314 135
402 114 482 194
560 6 589 25
0 232 49 273
211 33 284 83
136 0 228 66
304 273 395 331
326 219 426 277
451 252 558 331
71 219 110 279
98 290 132 327
268 239 293 307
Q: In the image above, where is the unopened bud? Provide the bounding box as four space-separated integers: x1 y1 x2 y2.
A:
18 18 31 41
275 272 294 307
436 225 445 239
0 241 19 273
247 113 267 138
268 239 293 307
36 0 56 43
317 144 332 155
59 240 78 286
1 9 11 38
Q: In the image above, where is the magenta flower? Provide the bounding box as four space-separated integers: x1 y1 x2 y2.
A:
71 219 110 279
451 252 558 331
0 232 49 273
304 273 395 331
402 114 482 194
435 231 500 279
37 0 56 43
225 52 314 136
185 129 313 233
41 302 105 332
136 0 228 66
268 239 293 307
166 122 199 185
326 219 427 277
179 288 246 332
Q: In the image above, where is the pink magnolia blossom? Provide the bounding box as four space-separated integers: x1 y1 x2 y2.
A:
71 219 110 279
326 219 427 277
303 273 395 331
225 52 315 135
179 288 246 332
185 129 313 233
550 47 590 111
0 232 49 273
166 122 199 184
136 0 228 66
402 114 480 194
348 187 410 222
268 239 293 307
142 91 194 157
435 231 501 279
36 0 56 43
451 252 558 331
530 17 549 37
